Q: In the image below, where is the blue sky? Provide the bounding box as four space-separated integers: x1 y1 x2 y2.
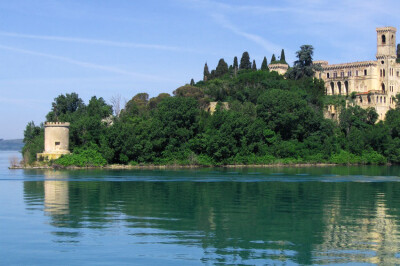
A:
1 0 400 139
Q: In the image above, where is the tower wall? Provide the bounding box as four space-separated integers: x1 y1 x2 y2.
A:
44 122 70 153
37 122 70 161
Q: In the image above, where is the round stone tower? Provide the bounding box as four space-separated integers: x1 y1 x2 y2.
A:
37 122 70 161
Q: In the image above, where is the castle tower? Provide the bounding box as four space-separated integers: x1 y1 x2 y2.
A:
37 122 70 161
376 27 397 59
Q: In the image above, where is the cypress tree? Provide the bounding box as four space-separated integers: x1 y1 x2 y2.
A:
252 60 257 71
271 54 277 64
261 56 268 70
203 63 210 81
239 52 251 70
215 58 229 77
280 49 287 64
233 56 238 70
397 44 400 63
190 79 195 86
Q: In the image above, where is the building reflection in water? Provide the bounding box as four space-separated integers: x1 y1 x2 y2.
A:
43 170 69 216
315 192 400 264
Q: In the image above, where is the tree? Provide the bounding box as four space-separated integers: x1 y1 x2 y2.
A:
252 60 257 71
149 93 171 109
271 54 277 64
280 49 287 64
233 56 238 70
46 93 84 122
257 89 320 141
203 63 210 81
123 93 149 117
397 44 400 63
233 56 238 76
110 94 122 117
261 57 268 70
285 45 322 80
215 58 228 77
190 79 195 86
239 52 251 70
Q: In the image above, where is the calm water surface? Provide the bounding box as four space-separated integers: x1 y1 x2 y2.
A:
2 151 400 265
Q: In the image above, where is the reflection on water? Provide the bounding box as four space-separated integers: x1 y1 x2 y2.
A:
20 167 400 265
44 171 69 216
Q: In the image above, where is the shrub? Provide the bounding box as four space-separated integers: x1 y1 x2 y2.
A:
55 148 107 167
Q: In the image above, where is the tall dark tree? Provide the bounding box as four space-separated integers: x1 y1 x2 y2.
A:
203 63 210 81
280 49 287 64
190 78 195 86
261 56 268 70
397 44 400 63
233 56 238 70
239 52 251 70
215 58 229 77
233 56 238 76
252 60 257 71
271 54 277 64
285 45 322 80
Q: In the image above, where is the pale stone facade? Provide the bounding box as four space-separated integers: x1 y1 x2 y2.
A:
206 102 229 114
37 122 71 161
268 63 289 75
314 26 400 120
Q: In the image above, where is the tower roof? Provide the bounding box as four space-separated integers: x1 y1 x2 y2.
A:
376 26 396 33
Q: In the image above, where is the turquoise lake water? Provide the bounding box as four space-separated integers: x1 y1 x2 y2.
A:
2 150 400 265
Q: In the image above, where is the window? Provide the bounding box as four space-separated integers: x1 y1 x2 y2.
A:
348 71 352 77
327 73 330 78
341 72 344 78
319 73 321 79
364 69 367 76
356 70 359 76
397 71 399 77
380 69 383 77
382 34 386 44
383 69 385 77
55 141 60 146
333 72 337 78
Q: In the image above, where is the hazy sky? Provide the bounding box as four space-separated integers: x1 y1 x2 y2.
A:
1 0 400 139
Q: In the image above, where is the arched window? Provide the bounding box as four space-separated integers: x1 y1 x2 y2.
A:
382 34 386 44
345 81 349 95
364 69 367 76
330 82 334 95
382 83 385 93
383 69 385 77
338 82 342 95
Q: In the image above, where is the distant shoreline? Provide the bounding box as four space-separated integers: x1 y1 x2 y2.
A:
9 162 391 170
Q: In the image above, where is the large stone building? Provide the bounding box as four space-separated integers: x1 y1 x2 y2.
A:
313 26 400 120
37 122 71 161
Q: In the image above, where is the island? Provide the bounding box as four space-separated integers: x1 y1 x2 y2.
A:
18 27 400 168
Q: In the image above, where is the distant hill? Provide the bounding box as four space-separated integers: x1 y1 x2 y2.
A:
0 139 24 151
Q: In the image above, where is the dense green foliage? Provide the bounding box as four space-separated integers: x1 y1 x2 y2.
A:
54 147 107 167
22 121 44 163
22 46 400 166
